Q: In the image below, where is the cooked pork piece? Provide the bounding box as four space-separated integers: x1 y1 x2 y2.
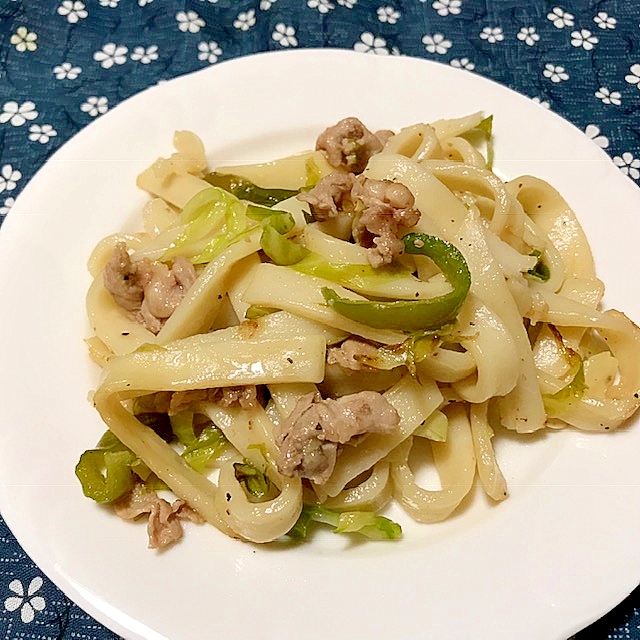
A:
351 176 421 267
103 242 197 333
141 256 196 320
315 117 385 174
297 170 355 220
373 129 395 147
275 390 400 484
113 482 204 549
103 242 145 312
326 339 380 371
298 172 421 267
168 386 258 415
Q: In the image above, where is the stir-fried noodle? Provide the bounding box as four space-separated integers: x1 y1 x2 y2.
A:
76 115 640 548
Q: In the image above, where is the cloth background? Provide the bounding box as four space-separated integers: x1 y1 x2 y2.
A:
0 0 639 638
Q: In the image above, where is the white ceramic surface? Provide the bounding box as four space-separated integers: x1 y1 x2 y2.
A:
1 49 639 640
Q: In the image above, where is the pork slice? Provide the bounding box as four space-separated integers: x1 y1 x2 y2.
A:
103 242 144 312
316 117 384 174
103 243 197 334
326 339 380 371
275 390 400 484
351 176 421 267
297 170 355 220
113 483 204 549
168 385 258 415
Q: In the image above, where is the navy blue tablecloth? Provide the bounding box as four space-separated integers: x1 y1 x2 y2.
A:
1 1 639 638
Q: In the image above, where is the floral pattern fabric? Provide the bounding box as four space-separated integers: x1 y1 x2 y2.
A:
1 1 640 638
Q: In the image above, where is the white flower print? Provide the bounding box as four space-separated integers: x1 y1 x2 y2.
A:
176 11 205 33
595 87 622 106
80 96 109 117
593 11 616 30
199 0 219 3
431 0 461 16
353 32 389 55
130 45 158 64
531 96 551 109
624 63 640 89
28 124 57 144
422 33 452 55
4 577 45 623
197 41 222 64
272 23 298 48
138 0 153 5
377 6 400 23
53 62 82 80
570 28 598 50
614 152 640 180
94 43 128 69
0 165 21 192
0 196 15 217
479 26 503 44
337 0 356 7
10 26 37 52
0 101 38 127
308 0 334 13
450 57 475 70
517 26 539 46
57 1 87 23
546 7 574 28
543 63 569 83
98 0 119 7
585 123 609 148
233 9 256 30
260 0 276 8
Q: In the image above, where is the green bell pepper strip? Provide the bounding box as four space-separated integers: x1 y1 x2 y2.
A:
233 461 274 501
75 448 136 504
526 249 551 282
204 172 298 207
321 232 471 332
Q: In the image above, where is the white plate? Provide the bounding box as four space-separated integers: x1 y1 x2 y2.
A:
1 49 639 640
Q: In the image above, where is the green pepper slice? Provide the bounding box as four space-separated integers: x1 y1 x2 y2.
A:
204 172 298 207
75 448 136 503
233 461 274 501
526 249 551 282
321 232 471 332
